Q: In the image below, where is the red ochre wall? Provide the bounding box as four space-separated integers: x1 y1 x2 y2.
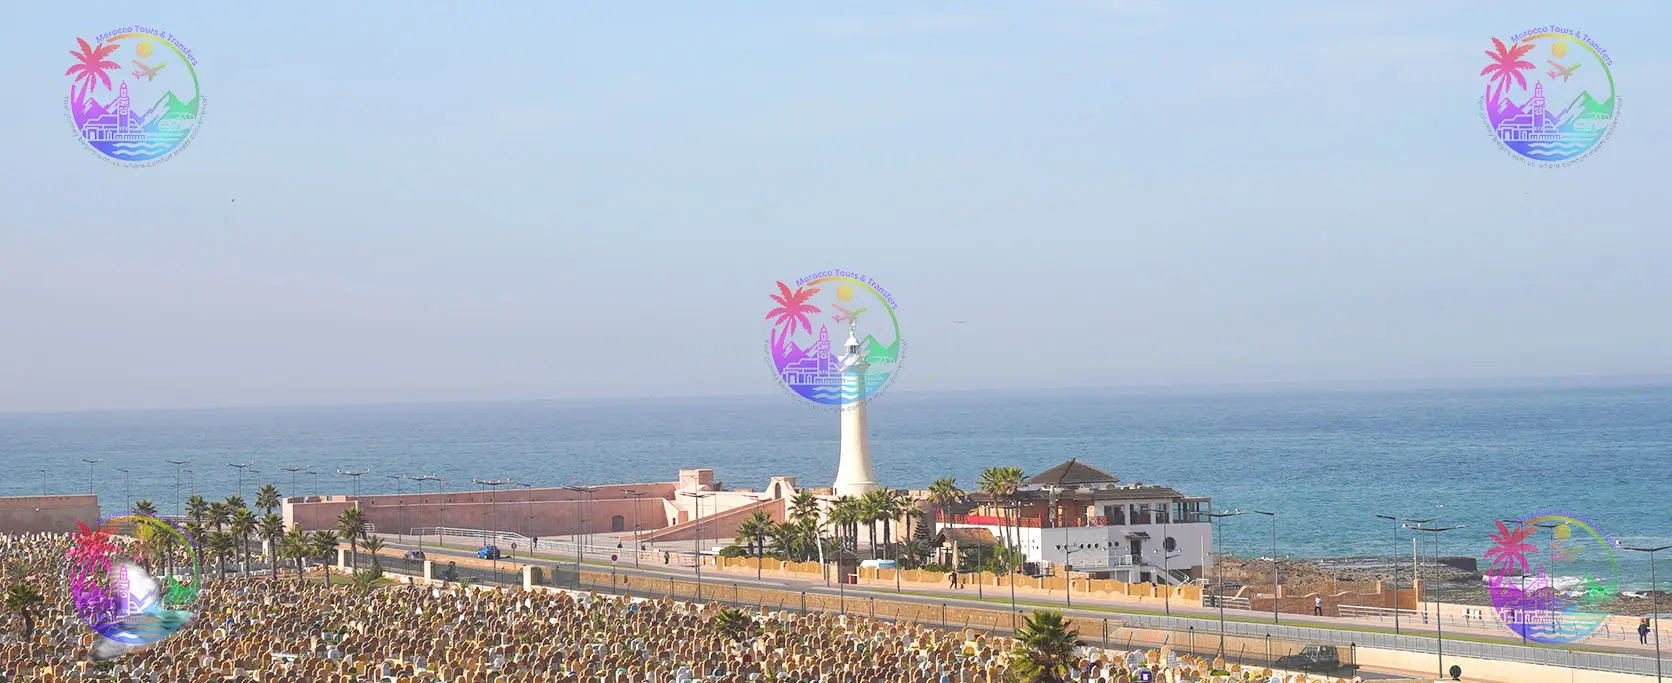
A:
283 483 680 537
0 495 102 534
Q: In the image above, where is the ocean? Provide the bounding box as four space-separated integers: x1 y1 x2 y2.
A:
3 383 1669 588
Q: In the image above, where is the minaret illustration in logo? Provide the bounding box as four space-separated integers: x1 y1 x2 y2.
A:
832 316 880 497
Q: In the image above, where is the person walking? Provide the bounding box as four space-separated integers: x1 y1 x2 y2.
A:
947 571 958 590
1314 595 1323 616
1639 618 1650 645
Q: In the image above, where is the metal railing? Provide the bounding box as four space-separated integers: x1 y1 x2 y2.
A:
1202 595 1251 610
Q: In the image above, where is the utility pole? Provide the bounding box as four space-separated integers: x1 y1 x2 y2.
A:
410 475 440 550
563 485 597 571
473 479 513 543
1621 543 1671 683
116 468 132 510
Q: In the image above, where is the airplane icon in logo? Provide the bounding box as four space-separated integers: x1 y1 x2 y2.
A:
1546 60 1580 82
130 60 166 82
831 303 868 325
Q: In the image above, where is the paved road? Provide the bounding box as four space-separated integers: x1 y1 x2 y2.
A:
384 536 1425 679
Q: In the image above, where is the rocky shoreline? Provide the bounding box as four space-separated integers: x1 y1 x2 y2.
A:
1217 555 1671 616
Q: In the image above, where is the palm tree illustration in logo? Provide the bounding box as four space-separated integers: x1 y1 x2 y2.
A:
65 38 121 110
765 281 821 352
1480 37 1536 108
1485 520 1538 579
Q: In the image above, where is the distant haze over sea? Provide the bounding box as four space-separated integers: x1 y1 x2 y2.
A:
3 379 1669 587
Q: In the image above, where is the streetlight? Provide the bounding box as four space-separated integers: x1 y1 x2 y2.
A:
80 458 103 496
388 475 407 539
228 462 254 500
513 482 533 547
473 479 512 542
1055 542 1102 608
34 469 46 496
1494 518 1535 644
679 491 713 602
279 466 307 509
410 475 440 550
116 468 132 510
1620 543 1670 683
563 485 597 571
164 460 191 518
1251 510 1277 624
1410 523 1465 681
1207 508 1245 657
625 489 646 569
339 470 369 497
1001 502 1020 625
1375 514 1414 634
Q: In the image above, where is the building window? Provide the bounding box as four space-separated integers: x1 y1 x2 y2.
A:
611 515 626 532
1164 537 1177 552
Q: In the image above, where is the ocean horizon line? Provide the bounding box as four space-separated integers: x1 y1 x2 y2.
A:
3 372 1670 419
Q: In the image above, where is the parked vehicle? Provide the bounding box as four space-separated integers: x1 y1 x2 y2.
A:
477 545 502 560
1273 645 1354 674
404 550 426 561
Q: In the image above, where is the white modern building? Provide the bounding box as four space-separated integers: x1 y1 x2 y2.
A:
938 459 1212 585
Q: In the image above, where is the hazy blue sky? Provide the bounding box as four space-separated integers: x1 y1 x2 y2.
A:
2 1 1669 413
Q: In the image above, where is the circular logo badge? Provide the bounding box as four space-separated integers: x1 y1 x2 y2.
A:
64 27 203 166
765 271 903 408
1484 512 1618 644
1480 28 1616 166
62 514 204 646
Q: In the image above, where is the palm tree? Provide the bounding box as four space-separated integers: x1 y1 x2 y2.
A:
230 508 257 578
3 584 45 639
1481 37 1536 102
735 511 773 579
310 530 341 580
978 466 1025 569
768 522 802 561
927 477 963 545
1010 610 1082 683
860 490 892 558
361 535 386 572
766 282 821 351
133 499 159 518
790 490 821 524
828 496 858 554
336 508 368 571
206 532 235 579
888 490 916 557
224 495 247 514
208 502 230 533
708 606 754 644
258 514 285 578
64 38 120 106
256 484 282 515
185 496 210 525
281 527 310 582
181 521 207 553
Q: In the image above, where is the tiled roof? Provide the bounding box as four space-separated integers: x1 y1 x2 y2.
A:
1025 458 1119 486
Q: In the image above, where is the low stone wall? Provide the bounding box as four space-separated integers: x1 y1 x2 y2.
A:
0 495 101 534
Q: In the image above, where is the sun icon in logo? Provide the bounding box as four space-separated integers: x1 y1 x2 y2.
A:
836 285 854 302
135 41 152 58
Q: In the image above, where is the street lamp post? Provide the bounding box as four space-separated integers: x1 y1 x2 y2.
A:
1055 542 1102 608
116 468 132 510
513 482 533 550
1410 523 1465 681
410 475 440 550
1252 511 1277 624
228 462 254 500
1376 514 1409 634
164 460 190 517
1207 509 1245 657
388 475 406 539
279 466 307 522
339 470 369 498
625 489 646 569
1621 543 1671 683
473 479 513 543
563 485 597 571
306 470 319 529
34 469 47 496
679 491 713 602
80 458 103 496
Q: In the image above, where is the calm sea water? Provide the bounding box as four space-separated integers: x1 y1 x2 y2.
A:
3 384 1669 587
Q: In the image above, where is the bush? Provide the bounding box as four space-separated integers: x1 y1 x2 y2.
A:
718 545 750 558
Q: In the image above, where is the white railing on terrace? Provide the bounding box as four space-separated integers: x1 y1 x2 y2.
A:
1337 604 1422 621
1202 594 1251 610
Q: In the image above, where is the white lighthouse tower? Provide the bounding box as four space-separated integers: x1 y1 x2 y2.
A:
832 319 880 497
